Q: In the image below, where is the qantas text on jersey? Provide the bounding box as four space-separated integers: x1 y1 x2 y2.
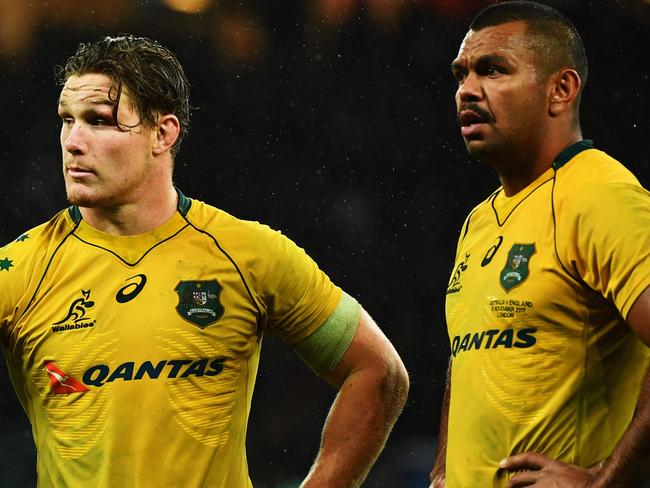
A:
81 358 226 387
451 327 537 357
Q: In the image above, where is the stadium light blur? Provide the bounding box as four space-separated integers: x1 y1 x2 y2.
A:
162 0 214 14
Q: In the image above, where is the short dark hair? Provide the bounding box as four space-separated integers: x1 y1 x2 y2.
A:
56 35 191 157
471 1 588 94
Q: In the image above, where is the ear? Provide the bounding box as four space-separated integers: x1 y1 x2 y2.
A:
152 114 181 156
548 68 581 117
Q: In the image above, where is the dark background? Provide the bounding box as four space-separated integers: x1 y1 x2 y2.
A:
0 1 648 486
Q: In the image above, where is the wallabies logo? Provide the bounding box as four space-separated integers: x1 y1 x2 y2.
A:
53 290 95 325
175 280 224 328
447 253 470 295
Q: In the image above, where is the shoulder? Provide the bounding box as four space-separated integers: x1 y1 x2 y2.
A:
0 209 75 318
554 148 647 215
182 197 289 250
1 209 75 267
181 197 311 284
556 148 641 195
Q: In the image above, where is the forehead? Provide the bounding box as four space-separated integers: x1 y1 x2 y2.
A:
453 21 532 64
59 73 128 109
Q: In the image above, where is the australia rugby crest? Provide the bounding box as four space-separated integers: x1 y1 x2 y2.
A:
175 280 224 328
500 243 535 292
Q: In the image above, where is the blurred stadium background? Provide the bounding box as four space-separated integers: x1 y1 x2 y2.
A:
0 0 648 486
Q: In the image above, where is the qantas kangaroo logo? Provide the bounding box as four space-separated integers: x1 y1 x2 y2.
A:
44 361 89 394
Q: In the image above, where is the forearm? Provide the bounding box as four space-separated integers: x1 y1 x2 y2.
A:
589 293 650 488
590 366 650 488
301 360 408 488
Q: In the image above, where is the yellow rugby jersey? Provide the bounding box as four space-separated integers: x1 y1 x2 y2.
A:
0 191 341 488
445 140 650 487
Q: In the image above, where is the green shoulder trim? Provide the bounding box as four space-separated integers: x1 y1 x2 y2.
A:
176 188 192 216
552 139 594 170
293 292 361 376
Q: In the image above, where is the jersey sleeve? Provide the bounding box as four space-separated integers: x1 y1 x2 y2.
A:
557 164 650 320
0 212 71 342
0 232 37 341
250 226 342 344
0 241 16 334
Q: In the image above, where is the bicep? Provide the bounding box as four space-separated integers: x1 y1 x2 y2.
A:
627 285 650 346
322 308 406 389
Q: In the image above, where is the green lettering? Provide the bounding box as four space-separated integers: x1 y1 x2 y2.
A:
458 334 470 352
469 331 485 350
83 364 109 387
451 336 461 356
493 329 514 349
134 360 167 380
181 359 208 378
514 328 537 348
166 359 192 378
484 329 500 348
107 362 134 382
205 358 225 376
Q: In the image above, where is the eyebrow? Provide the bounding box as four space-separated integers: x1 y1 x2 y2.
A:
476 53 510 66
450 59 464 74
451 53 511 72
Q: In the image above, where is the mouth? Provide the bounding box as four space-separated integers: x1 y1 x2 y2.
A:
66 166 96 179
458 107 492 138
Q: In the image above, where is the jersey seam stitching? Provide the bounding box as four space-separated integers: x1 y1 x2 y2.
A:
551 173 591 288
179 213 264 329
492 177 554 226
70 225 189 266
18 219 81 324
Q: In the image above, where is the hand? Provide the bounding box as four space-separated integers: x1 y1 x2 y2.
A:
500 452 598 488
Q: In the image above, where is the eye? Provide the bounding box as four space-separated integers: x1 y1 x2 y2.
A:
452 70 466 84
89 116 111 126
60 116 74 127
484 65 507 78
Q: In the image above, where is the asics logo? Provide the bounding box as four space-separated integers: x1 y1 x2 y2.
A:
116 274 147 303
481 236 503 267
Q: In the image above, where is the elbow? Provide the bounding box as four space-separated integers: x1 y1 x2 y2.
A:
381 353 410 417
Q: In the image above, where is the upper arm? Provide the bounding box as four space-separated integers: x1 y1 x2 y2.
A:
0 239 30 337
247 224 341 343
558 175 650 319
627 286 650 346
321 308 408 391
0 221 61 340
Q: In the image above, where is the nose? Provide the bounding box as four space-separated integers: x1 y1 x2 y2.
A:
62 123 86 155
457 71 483 104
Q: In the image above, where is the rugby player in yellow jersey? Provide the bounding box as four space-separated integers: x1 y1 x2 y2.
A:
0 35 409 488
430 2 650 487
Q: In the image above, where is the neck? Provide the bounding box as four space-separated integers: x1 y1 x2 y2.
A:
498 127 582 196
79 184 178 236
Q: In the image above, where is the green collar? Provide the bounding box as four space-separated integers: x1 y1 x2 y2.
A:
67 187 192 223
68 205 82 224
176 188 192 216
552 139 594 170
